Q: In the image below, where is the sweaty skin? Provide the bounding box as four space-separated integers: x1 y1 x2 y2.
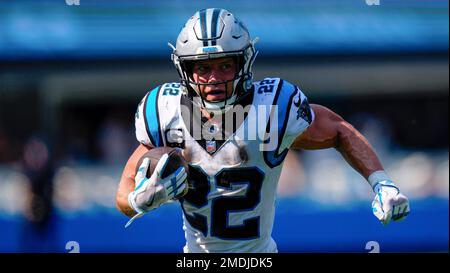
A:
290 104 384 179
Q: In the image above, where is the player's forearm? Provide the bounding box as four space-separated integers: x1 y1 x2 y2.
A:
116 177 138 218
335 121 384 179
116 144 152 218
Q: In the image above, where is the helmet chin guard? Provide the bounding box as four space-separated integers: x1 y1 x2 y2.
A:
169 8 258 112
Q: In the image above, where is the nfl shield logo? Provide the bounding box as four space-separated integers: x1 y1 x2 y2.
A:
206 140 216 154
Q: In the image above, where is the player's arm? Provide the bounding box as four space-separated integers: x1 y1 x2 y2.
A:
291 104 410 225
118 90 187 227
116 143 151 218
116 143 188 227
291 104 382 178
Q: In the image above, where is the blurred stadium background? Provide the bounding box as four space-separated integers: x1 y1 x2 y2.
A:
0 0 448 253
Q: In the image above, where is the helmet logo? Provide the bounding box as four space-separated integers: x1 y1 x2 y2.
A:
202 46 219 53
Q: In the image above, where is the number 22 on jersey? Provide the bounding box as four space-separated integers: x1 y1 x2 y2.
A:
180 166 265 240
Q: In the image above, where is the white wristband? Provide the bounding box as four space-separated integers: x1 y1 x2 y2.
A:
367 170 391 191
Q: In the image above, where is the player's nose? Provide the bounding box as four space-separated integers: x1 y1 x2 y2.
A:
207 68 224 83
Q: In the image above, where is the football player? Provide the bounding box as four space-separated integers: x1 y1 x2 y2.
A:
116 8 410 253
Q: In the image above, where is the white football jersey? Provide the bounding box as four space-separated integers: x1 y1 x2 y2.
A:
134 78 314 253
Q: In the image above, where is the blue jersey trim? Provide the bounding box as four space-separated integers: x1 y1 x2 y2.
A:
144 85 163 147
263 81 298 168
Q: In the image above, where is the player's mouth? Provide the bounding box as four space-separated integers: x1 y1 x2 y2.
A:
205 89 226 101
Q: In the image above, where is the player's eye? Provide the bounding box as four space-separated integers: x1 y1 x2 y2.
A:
194 64 210 74
220 63 233 71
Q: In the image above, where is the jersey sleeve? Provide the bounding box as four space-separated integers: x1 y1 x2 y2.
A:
135 84 165 148
284 81 315 139
134 92 155 147
277 80 314 152
261 79 315 168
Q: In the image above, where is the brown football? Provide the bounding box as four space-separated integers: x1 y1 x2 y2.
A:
135 146 190 199
136 146 189 179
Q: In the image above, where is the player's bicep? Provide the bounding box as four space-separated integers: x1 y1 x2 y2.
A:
290 104 343 150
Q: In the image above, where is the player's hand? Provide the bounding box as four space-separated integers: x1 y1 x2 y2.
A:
125 153 187 227
371 180 410 225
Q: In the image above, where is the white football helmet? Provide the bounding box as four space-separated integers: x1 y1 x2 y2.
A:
169 8 258 111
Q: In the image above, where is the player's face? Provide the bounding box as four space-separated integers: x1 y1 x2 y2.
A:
191 57 236 102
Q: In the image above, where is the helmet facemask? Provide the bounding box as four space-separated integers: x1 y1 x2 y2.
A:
174 45 256 111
